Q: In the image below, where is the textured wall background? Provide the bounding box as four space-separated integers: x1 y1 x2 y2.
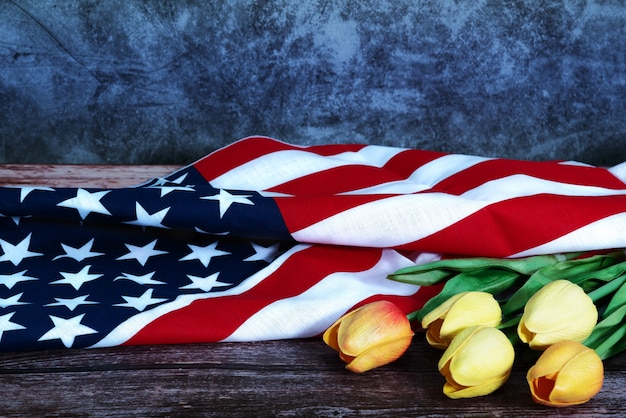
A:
1 0 626 165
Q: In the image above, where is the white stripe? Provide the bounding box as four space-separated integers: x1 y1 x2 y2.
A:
221 249 420 341
609 161 626 184
209 145 406 191
409 153 492 186
291 193 489 248
512 213 626 257
460 174 626 201
341 153 492 195
89 244 311 348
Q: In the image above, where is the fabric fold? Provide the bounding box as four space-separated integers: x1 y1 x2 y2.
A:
1 135 625 351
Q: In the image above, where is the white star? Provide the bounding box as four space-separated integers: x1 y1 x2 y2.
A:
154 185 195 197
180 273 231 292
0 214 21 225
244 243 281 263
201 189 254 218
50 265 103 290
45 295 98 311
148 173 189 188
125 202 170 229
179 242 230 267
7 186 55 203
0 233 43 266
53 238 104 262
0 270 38 289
163 173 188 185
114 289 167 311
57 189 111 220
0 293 28 309
116 240 168 266
0 312 25 341
38 314 98 348
114 271 165 286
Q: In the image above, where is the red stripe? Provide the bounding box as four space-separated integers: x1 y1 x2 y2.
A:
194 136 367 182
123 245 386 345
432 159 626 195
403 194 626 257
268 149 446 196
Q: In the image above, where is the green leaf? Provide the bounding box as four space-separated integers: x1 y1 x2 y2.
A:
414 269 521 323
501 253 625 316
594 328 626 360
388 253 571 286
584 304 626 357
601 279 626 318
587 272 626 307
584 304 626 359
389 269 452 286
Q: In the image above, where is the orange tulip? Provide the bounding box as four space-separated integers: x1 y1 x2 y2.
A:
323 301 414 373
527 340 604 407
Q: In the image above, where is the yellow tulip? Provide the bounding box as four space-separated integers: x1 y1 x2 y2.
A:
421 291 502 349
517 280 598 350
527 340 603 407
323 301 414 373
438 326 515 399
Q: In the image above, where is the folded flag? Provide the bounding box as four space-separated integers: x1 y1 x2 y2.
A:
1 136 626 351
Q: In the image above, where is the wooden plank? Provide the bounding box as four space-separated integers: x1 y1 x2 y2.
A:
0 164 182 187
0 339 624 416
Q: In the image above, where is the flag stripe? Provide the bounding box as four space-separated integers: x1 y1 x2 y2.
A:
206 145 404 192
410 194 626 257
194 136 368 186
265 148 445 196
512 213 626 257
221 249 422 341
121 245 395 346
432 158 626 194
286 193 489 247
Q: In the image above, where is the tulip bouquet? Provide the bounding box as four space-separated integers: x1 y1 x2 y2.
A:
323 249 626 407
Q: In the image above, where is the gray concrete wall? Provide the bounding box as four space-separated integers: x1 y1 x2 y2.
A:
1 0 625 165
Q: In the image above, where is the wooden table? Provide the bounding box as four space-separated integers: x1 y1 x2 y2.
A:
0 164 624 417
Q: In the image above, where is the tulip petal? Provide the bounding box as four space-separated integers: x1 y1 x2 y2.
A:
322 308 361 352
549 350 603 405
338 301 412 357
421 292 466 329
345 334 414 373
519 280 597 349
438 326 476 372
445 327 515 387
439 292 502 338
527 341 604 407
443 373 511 399
425 319 449 349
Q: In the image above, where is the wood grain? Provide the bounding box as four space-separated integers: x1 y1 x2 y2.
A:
0 164 182 187
0 339 624 417
0 165 624 416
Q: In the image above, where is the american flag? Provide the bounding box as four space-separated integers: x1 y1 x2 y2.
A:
1 136 625 351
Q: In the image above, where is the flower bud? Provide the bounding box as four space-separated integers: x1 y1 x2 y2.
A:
438 326 515 399
517 280 598 350
527 340 603 407
323 301 414 373
421 292 502 349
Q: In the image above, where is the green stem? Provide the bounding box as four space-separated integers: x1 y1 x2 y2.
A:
586 272 626 303
406 310 421 323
